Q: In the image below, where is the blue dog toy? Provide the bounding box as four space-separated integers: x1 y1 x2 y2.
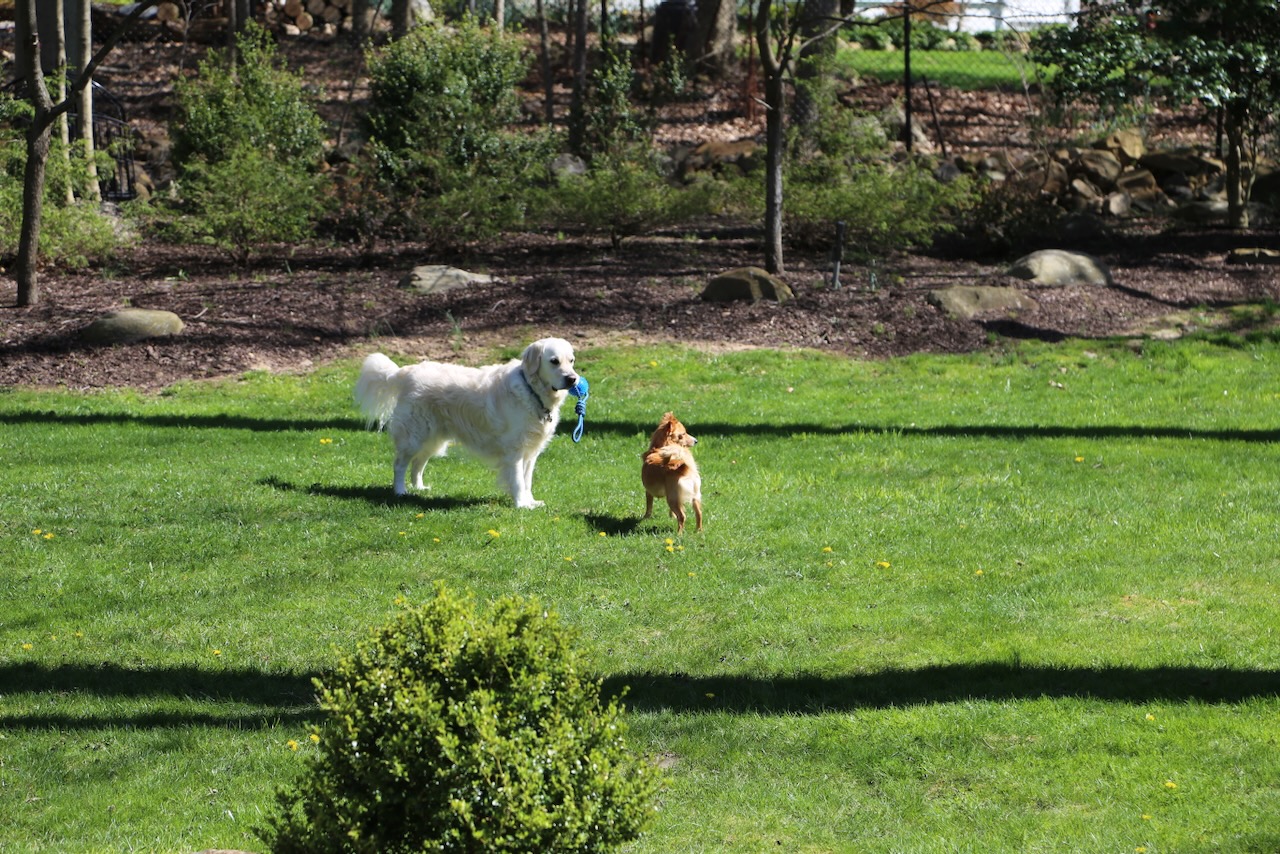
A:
570 377 590 443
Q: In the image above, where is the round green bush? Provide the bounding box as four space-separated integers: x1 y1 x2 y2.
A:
261 585 663 853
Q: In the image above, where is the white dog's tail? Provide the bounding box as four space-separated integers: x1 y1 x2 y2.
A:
354 353 402 431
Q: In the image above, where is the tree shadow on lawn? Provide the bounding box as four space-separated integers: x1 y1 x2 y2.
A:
604 664 1280 714
259 476 491 511
3 411 1279 445
3 662 1277 731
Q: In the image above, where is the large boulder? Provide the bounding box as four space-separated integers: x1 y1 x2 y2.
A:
82 308 184 344
399 265 493 295
927 285 1037 320
1007 250 1113 287
701 267 794 304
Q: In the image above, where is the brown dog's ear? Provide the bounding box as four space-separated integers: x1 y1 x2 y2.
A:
521 340 544 378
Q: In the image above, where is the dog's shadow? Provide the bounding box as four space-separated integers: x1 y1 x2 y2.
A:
585 513 690 538
259 476 489 511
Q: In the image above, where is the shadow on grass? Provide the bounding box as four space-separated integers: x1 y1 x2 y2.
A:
259 476 490 511
604 664 1280 714
581 419 1280 444
0 662 323 730
3 410 1278 444
0 409 363 433
4 662 1277 731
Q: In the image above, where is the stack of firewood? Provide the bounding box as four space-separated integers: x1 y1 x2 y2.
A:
262 0 354 34
153 0 354 36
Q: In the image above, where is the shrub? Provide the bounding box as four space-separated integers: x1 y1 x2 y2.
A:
544 149 719 249
164 22 326 262
362 19 554 243
0 99 131 267
260 585 663 853
158 145 322 266
171 21 326 168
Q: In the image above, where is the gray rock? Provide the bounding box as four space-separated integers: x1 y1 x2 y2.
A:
82 308 184 344
927 285 1037 320
701 267 794 304
399 265 493 295
1007 249 1113 287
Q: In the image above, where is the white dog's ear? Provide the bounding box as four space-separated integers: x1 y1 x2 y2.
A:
521 340 545 378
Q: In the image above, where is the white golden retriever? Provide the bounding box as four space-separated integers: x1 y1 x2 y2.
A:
354 338 579 507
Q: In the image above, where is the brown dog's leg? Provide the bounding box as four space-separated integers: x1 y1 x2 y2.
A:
667 493 686 534
644 494 655 519
692 498 703 532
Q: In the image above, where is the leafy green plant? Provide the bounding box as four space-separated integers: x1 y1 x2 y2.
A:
161 145 323 266
172 22 326 168
361 18 554 244
0 99 131 267
544 149 718 249
165 21 326 262
261 585 662 853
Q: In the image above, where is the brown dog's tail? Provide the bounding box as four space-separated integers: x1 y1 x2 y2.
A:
645 446 691 473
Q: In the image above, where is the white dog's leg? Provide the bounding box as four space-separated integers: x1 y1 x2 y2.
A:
501 454 543 508
392 450 412 496
408 440 447 491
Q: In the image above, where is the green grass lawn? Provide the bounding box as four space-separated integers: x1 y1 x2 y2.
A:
3 335 1280 852
837 47 1040 90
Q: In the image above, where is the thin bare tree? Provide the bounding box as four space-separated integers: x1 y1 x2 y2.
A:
12 0 159 307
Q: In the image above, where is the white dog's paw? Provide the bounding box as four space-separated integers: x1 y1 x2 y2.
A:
516 498 545 509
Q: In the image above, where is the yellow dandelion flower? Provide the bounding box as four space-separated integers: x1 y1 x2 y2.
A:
1137 847 1147 853
705 693 715 699
1145 713 1155 721
676 545 684 551
416 512 425 519
309 733 321 743
21 642 33 651
876 561 891 568
287 740 300 751
432 537 441 543
398 531 407 537
32 529 42 535
50 634 57 641
1164 781 1178 789
564 556 574 562
487 529 501 538
598 531 607 537
319 438 333 445
666 546 675 553
665 538 674 546
687 572 696 577
1074 456 1085 463
974 569 984 576
822 546 833 553
73 631 83 639
648 360 658 368
825 561 834 567
212 649 222 657
1141 815 1152 821
44 533 54 540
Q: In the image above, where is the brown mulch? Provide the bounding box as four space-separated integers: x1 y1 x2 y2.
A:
3 224 1279 393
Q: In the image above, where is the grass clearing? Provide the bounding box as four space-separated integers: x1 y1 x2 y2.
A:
835 47 1040 90
3 336 1279 851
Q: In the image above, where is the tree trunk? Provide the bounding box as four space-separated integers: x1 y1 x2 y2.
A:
755 0 786 274
536 0 554 124
55 0 75 206
567 0 589 153
495 0 505 29
390 0 411 39
697 0 738 78
1224 101 1248 228
78 0 100 203
791 0 837 133
14 0 158 307
16 0 55 308
350 0 370 46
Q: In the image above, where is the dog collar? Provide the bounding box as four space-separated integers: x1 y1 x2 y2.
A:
518 368 553 423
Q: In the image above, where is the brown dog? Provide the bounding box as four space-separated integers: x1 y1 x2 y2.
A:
641 412 703 534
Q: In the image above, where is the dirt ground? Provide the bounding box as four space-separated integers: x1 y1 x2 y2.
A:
1 25 1279 392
